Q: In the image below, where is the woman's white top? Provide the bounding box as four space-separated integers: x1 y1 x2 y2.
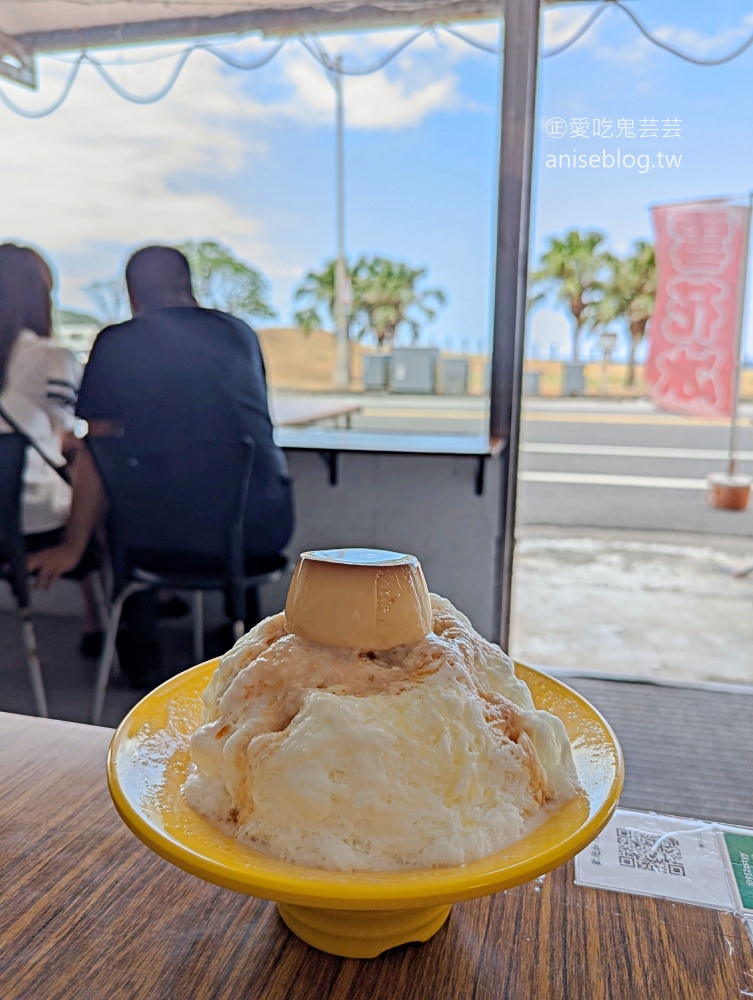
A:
0 329 82 534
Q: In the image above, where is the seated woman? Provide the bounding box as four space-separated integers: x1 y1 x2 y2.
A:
0 242 100 651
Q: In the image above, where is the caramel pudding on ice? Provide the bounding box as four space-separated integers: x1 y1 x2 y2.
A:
183 549 579 871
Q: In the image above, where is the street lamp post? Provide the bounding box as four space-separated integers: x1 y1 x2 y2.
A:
332 57 351 389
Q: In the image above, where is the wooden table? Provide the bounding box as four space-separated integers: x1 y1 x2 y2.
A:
270 397 361 429
2 712 752 1000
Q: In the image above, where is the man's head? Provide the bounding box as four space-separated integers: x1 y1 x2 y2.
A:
125 245 197 316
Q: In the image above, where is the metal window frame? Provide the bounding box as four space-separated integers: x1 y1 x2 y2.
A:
490 0 541 646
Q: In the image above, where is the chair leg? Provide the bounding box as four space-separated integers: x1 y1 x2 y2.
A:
233 619 245 642
192 591 204 663
20 610 48 718
91 582 146 726
89 570 122 680
89 571 110 633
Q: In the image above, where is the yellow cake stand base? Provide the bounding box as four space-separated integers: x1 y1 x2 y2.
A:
108 658 623 960
277 902 452 958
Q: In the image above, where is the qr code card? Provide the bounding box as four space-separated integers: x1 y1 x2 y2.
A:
574 809 736 910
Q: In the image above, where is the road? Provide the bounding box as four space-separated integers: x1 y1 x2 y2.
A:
518 402 753 537
279 392 753 537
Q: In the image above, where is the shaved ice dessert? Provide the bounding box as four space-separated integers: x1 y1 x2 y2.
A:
183 549 579 871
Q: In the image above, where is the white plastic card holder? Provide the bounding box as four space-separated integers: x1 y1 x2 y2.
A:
574 808 737 911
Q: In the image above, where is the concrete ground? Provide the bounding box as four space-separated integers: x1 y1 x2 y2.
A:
509 527 753 686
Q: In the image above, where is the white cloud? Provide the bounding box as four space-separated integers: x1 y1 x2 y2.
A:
542 4 604 52
280 50 459 129
584 9 753 71
1 50 273 305
0 27 472 309
541 3 655 70
309 21 499 63
653 14 753 58
268 23 491 128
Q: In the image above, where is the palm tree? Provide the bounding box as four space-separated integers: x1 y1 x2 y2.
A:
294 256 446 349
529 230 610 362
293 259 356 337
582 249 622 344
352 257 446 348
602 241 656 387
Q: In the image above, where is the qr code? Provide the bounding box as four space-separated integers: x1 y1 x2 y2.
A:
616 828 686 877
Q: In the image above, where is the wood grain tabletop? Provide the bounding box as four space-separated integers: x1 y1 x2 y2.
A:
1 711 752 1000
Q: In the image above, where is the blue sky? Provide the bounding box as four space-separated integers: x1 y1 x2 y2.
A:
2 1 753 363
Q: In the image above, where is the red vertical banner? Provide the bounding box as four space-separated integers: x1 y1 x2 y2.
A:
647 200 750 418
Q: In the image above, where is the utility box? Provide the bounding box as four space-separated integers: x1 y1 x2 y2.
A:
362 353 390 391
483 360 492 394
523 371 541 396
439 357 469 395
562 362 585 397
390 348 439 394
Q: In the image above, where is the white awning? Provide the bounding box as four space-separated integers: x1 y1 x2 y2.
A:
2 0 505 53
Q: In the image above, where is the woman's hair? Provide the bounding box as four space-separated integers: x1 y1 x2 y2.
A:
0 243 54 391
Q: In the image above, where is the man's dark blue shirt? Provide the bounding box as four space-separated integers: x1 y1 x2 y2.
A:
76 305 293 556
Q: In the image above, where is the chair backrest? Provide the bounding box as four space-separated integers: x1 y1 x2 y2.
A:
0 433 30 606
88 436 255 588
0 432 26 552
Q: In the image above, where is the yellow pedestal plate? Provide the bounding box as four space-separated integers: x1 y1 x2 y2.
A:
108 659 623 959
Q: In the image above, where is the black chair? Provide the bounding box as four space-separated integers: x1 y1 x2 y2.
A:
0 432 107 717
88 435 288 725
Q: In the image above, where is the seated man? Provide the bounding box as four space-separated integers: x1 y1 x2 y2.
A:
30 245 294 682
